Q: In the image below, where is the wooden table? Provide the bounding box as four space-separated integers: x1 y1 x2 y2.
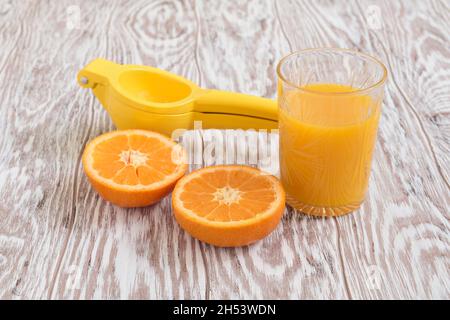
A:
0 0 448 300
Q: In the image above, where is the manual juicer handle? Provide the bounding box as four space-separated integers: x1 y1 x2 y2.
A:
194 89 278 122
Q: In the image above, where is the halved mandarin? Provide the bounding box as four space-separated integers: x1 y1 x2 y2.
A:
82 130 187 207
172 165 285 247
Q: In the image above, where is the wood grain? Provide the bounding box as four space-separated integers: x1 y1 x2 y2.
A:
0 0 448 299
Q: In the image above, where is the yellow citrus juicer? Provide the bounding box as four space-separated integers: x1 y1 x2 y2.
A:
77 58 278 136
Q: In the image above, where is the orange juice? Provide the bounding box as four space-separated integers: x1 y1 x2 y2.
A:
279 84 381 215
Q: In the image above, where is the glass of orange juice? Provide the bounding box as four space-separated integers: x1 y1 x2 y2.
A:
277 48 387 216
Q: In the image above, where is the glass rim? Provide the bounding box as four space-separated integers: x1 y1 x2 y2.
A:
276 48 388 96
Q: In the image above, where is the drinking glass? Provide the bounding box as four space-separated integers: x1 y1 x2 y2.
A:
277 48 387 216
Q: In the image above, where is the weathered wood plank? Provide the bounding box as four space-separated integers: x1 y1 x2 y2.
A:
277 0 450 299
193 0 351 299
48 0 207 299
